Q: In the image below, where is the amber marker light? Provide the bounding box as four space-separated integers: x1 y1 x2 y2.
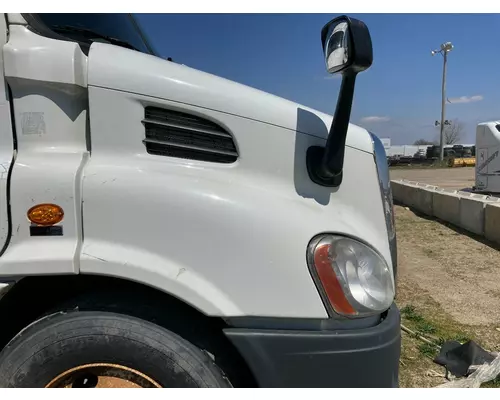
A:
27 204 64 226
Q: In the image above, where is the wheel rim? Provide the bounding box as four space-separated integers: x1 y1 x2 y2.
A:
45 363 162 388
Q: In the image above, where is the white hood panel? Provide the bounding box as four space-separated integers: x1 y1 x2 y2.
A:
88 43 374 154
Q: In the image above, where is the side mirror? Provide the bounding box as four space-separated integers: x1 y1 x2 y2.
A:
321 16 373 75
307 16 373 187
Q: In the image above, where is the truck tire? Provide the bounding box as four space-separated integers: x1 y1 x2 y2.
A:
0 311 232 388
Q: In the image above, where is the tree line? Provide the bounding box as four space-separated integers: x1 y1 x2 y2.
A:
413 118 465 146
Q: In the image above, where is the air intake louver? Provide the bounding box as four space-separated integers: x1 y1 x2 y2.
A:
142 107 238 163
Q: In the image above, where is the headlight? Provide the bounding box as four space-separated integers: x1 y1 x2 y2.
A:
307 234 395 317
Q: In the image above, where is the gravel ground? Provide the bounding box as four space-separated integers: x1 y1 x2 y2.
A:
390 168 475 190
395 204 500 387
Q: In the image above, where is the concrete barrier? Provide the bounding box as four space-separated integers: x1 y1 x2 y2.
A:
391 179 500 246
485 203 500 244
390 180 405 204
400 183 418 207
412 186 434 215
391 180 413 206
459 196 487 235
433 191 461 226
391 180 434 215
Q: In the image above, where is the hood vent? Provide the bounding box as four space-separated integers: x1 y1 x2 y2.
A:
142 107 238 163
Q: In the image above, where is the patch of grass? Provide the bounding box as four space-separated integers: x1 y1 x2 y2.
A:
400 303 476 345
399 301 495 386
435 332 472 346
482 376 500 388
418 342 439 359
401 305 425 323
418 321 438 335
401 304 440 339
447 333 472 344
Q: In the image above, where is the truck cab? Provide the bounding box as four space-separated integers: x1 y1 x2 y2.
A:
0 13 400 388
476 121 500 193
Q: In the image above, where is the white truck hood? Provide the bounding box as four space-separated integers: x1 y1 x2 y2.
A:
88 43 374 154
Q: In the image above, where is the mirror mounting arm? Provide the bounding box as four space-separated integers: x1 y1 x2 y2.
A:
306 69 358 187
306 15 371 188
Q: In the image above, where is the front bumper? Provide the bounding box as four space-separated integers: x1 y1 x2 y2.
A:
224 303 400 388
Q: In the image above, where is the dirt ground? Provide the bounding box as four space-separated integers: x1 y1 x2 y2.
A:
390 167 474 190
394 204 500 387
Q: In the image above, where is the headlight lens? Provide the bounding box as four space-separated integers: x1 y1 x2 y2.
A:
308 235 395 317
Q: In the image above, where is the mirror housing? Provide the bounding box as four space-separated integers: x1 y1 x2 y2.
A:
307 16 373 187
321 16 373 75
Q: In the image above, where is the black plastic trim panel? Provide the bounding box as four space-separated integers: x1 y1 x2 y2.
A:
224 304 400 388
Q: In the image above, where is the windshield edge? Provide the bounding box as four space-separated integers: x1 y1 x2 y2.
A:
128 14 159 57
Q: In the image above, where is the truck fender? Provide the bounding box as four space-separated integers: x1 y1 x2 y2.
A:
79 240 242 316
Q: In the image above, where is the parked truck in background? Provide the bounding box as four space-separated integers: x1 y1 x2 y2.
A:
0 13 400 388
426 144 475 160
476 121 500 193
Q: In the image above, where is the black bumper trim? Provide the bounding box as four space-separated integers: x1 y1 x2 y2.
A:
224 303 401 388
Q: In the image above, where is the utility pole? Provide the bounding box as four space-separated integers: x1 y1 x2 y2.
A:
431 42 453 161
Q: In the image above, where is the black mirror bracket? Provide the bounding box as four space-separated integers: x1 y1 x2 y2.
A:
306 15 372 188
306 70 357 188
306 146 343 187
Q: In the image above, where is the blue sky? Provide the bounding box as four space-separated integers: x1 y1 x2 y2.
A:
135 13 500 145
